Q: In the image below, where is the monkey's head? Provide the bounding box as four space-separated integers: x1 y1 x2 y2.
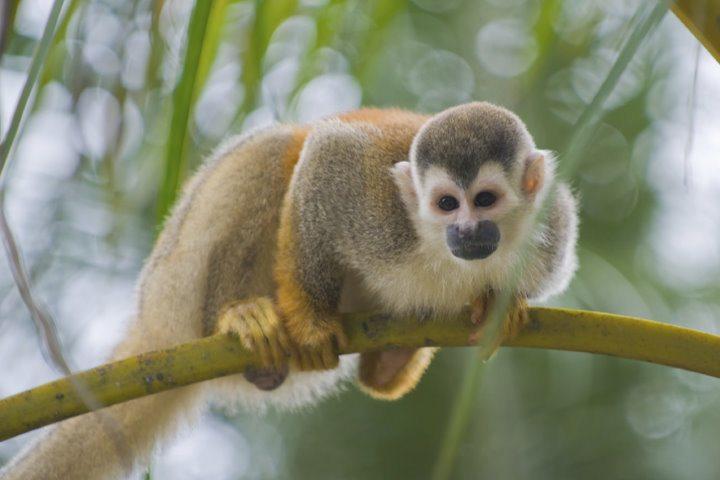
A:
392 102 549 262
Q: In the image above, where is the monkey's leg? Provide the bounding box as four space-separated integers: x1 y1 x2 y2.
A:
216 297 294 390
358 348 437 400
469 292 529 353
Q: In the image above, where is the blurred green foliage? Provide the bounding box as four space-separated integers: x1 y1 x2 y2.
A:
0 0 719 479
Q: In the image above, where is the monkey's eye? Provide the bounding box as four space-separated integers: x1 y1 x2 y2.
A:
474 191 497 208
437 195 460 211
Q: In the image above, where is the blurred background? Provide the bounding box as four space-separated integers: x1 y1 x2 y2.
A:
1 0 719 478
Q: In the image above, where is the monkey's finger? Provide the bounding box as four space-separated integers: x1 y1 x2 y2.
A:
232 317 258 354
217 305 256 352
265 332 286 372
274 323 294 356
244 309 274 368
332 329 349 351
256 297 280 326
470 298 485 325
309 349 326 370
239 328 258 354
288 350 301 371
318 344 337 370
471 291 494 325
294 348 314 371
282 339 300 370
504 302 529 340
255 297 297 367
262 305 293 354
254 315 285 371
503 310 517 339
300 349 317 372
518 303 529 326
284 339 305 371
320 342 339 369
271 340 286 371
251 302 287 371
468 329 485 347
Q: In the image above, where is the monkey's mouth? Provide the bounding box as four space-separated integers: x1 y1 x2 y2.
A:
449 242 498 260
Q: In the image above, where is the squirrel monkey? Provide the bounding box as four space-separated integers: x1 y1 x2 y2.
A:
1 102 577 479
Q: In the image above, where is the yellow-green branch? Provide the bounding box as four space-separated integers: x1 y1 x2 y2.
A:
2 307 720 442
672 0 720 63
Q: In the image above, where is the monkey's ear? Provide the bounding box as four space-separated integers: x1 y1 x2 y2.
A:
522 151 545 196
391 161 418 209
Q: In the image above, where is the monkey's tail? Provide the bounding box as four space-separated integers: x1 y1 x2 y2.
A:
2 387 207 480
0 315 209 480
0 332 358 480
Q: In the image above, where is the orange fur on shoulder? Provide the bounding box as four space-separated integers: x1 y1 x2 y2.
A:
338 108 426 127
281 126 310 182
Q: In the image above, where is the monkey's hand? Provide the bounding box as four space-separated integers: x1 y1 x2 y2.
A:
217 297 347 386
216 297 295 390
283 311 348 372
469 291 529 356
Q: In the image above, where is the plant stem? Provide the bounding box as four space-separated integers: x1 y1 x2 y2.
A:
431 352 485 480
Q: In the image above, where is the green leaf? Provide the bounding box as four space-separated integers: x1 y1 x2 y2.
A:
560 0 669 177
155 0 228 224
0 0 66 181
237 0 298 118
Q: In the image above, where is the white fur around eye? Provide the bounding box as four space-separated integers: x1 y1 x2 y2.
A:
467 162 520 209
415 166 462 219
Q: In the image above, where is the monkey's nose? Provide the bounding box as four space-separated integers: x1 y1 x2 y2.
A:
445 221 501 260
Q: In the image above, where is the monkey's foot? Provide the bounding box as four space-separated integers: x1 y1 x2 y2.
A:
468 293 529 357
216 297 293 390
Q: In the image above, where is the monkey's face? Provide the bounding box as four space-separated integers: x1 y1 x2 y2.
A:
392 150 546 264
391 102 547 263
418 162 522 261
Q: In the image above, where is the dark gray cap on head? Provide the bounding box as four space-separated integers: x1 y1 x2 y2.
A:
412 102 531 188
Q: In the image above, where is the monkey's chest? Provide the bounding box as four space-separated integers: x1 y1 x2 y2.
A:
361 254 498 316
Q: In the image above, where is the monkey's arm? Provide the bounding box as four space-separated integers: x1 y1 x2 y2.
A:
469 182 579 348
273 122 357 369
